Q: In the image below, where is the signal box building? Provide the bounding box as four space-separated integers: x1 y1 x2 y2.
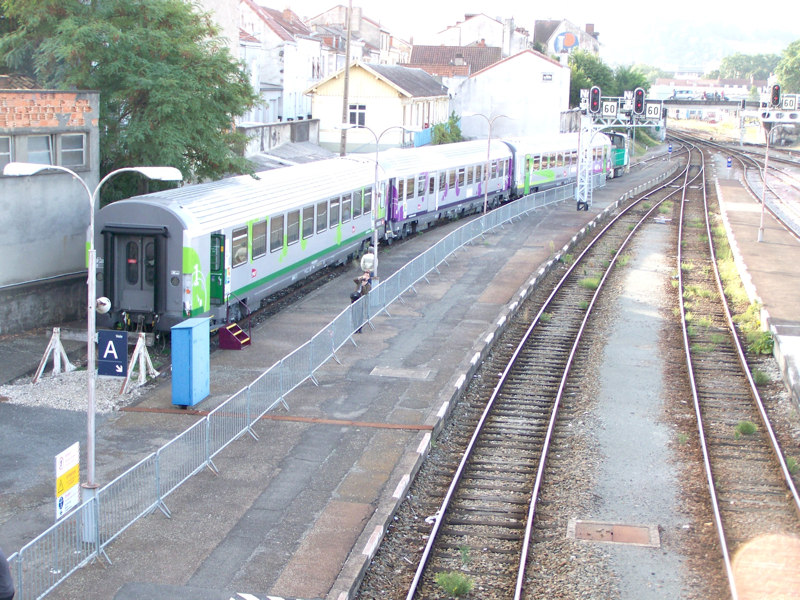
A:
0 75 101 334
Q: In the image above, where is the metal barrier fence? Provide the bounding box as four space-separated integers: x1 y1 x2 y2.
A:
6 181 588 599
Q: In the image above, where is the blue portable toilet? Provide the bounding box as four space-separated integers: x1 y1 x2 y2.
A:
171 317 210 407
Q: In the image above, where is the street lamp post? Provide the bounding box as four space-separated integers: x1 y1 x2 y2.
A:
462 112 508 214
2 162 182 497
337 123 415 280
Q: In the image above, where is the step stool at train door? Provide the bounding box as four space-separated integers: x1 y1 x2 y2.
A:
218 323 251 350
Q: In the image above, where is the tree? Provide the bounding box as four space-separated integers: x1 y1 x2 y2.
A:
432 111 463 145
717 52 780 81
612 65 649 96
568 51 614 108
0 0 259 198
776 40 800 93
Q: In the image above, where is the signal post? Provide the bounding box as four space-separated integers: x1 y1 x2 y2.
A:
576 86 665 210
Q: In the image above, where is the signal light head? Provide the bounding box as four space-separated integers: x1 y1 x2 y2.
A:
633 88 645 115
589 86 601 113
770 84 781 107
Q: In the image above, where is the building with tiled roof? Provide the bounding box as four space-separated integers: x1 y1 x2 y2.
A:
305 61 449 152
428 13 529 58
403 44 503 93
239 0 324 123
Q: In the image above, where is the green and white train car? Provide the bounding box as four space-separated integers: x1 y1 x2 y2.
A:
96 156 377 331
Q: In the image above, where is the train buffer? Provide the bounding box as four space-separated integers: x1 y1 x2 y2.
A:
218 322 251 350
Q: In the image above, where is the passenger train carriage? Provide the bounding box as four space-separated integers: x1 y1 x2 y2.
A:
95 132 628 332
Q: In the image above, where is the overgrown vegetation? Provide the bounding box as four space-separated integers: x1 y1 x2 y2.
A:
734 420 758 438
435 571 474 596
432 111 463 145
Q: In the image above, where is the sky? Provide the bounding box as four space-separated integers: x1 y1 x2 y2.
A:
286 0 800 71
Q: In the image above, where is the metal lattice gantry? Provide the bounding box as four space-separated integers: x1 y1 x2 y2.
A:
575 89 665 210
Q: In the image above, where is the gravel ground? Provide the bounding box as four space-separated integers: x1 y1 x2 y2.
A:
0 368 147 413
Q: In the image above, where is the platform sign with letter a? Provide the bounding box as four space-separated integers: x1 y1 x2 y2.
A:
98 330 128 377
56 442 80 520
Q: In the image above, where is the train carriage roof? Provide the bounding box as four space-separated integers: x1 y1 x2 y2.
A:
376 140 512 178
501 132 610 157
97 156 376 234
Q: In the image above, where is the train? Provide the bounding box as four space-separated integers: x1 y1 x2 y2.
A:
95 131 629 332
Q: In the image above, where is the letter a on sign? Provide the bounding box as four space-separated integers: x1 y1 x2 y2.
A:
103 339 119 360
98 330 128 377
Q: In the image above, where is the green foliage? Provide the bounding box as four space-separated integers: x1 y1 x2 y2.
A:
435 571 474 596
458 545 471 565
0 0 259 198
433 111 463 145
715 52 780 81
568 52 649 107
579 276 600 290
751 369 770 386
734 420 757 438
787 456 799 474
776 39 800 93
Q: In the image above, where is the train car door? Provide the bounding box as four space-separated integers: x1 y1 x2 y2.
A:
209 233 226 305
115 235 157 313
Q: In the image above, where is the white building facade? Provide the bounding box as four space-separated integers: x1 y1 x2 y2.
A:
451 50 570 139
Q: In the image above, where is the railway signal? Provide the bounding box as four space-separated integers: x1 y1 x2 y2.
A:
770 84 781 107
633 88 645 115
589 86 601 113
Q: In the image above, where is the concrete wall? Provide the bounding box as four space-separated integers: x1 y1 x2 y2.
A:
238 119 320 155
0 89 100 333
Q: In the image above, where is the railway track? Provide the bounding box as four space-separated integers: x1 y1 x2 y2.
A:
353 149 694 599
676 142 800 597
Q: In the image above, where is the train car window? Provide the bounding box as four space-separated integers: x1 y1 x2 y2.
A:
448 170 456 189
211 236 223 271
341 193 352 222
144 242 156 284
457 168 465 188
417 175 426 196
232 226 248 266
316 201 327 233
302 206 314 239
270 214 284 252
287 210 300 245
405 177 414 199
363 187 372 214
353 190 363 218
532 156 540 170
476 165 482 182
490 160 497 179
125 241 139 285
439 171 446 191
252 220 267 259
467 167 474 185
397 178 405 200
428 175 435 194
330 197 340 228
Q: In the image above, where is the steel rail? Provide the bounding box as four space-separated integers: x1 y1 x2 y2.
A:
403 149 693 600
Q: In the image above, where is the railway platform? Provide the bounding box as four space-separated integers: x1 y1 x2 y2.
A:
1 146 797 600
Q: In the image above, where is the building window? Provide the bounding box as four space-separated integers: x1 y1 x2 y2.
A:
348 104 366 127
252 219 267 259
0 136 11 169
232 226 248 267
61 133 86 167
28 135 53 165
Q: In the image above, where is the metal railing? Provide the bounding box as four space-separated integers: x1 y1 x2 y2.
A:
6 181 587 599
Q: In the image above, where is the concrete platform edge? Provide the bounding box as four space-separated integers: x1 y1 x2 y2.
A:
329 198 624 599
